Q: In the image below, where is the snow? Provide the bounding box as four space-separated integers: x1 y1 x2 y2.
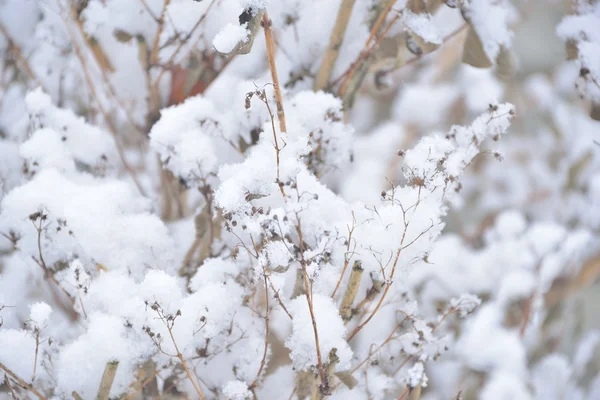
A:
403 362 428 388
450 294 482 317
403 11 443 45
150 95 224 184
222 380 252 399
285 294 353 371
466 0 514 61
456 305 527 374
25 88 117 169
29 302 52 328
556 2 600 101
0 329 38 382
0 168 175 280
1 1 599 399
213 23 250 54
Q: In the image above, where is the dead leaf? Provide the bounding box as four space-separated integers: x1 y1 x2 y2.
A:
462 26 492 68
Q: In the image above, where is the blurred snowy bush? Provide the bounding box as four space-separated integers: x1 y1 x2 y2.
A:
0 0 599 399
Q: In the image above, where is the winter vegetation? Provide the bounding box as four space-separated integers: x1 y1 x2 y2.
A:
0 0 599 399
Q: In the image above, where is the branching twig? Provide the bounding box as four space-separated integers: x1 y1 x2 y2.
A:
59 3 146 196
149 303 206 400
149 0 172 69
266 274 293 320
150 0 217 91
295 217 327 388
338 6 401 99
29 213 79 320
0 22 41 87
331 213 357 299
347 223 409 341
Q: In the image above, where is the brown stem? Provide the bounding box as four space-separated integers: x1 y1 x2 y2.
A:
339 261 363 322
165 318 206 399
266 274 293 320
5 374 18 399
338 10 400 97
32 329 40 382
295 218 326 388
398 386 410 400
331 213 356 299
0 361 47 400
319 349 340 396
353 272 384 316
347 224 409 341
149 0 172 67
331 0 396 90
31 218 79 320
0 23 41 87
249 275 271 389
313 0 357 91
150 0 217 92
262 13 287 133
261 92 285 191
96 361 119 400
71 6 142 132
60 3 147 196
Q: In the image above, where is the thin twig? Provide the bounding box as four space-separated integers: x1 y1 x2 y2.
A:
260 91 285 193
347 223 409 341
338 8 400 97
30 216 79 320
5 373 18 399
249 275 271 389
150 0 217 90
59 3 147 196
0 22 42 87
331 213 356 299
32 328 41 382
295 216 326 388
149 0 172 68
70 4 144 133
152 306 206 400
266 274 293 319
331 0 396 91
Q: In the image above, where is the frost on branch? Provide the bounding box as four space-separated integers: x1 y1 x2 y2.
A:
28 302 52 329
222 380 252 400
2 1 600 399
557 1 600 117
0 169 174 280
288 91 354 177
463 0 514 61
150 95 224 186
213 23 250 55
24 89 117 175
353 103 515 279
